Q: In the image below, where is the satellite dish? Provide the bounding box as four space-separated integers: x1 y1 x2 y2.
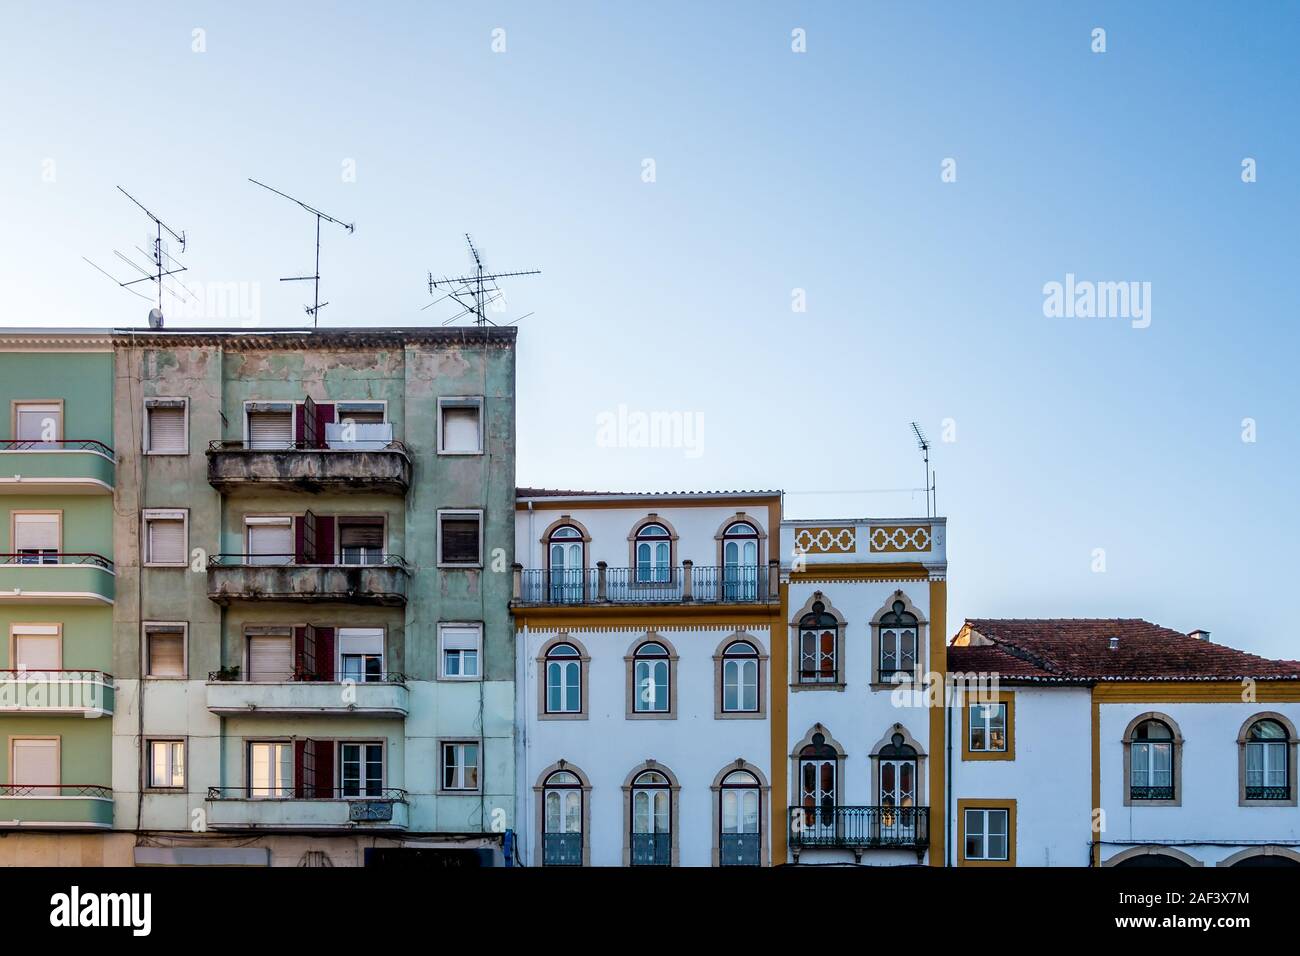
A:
147 307 164 329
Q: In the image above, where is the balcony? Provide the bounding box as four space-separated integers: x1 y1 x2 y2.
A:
0 670 114 717
630 832 671 866
0 553 115 605
206 435 410 496
514 563 778 606
207 555 409 606
0 784 114 829
0 440 115 495
543 833 583 866
720 832 761 866
788 806 930 862
205 787 408 831
205 673 408 717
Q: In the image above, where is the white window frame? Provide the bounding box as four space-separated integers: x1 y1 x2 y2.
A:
437 509 484 568
142 509 189 567
13 401 63 444
439 740 482 793
964 808 1009 862
247 739 293 798
438 622 483 681
11 623 62 672
436 396 485 456
339 740 386 798
968 702 1008 753
143 397 189 455
337 627 385 683
242 400 296 449
336 514 387 566
12 511 62 564
244 514 294 565
142 622 188 679
146 738 186 790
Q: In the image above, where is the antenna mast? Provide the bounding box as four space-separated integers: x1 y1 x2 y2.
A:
249 178 354 327
83 187 190 326
426 234 539 326
910 422 935 518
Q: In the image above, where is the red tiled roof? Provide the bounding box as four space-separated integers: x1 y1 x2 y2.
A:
952 619 1300 682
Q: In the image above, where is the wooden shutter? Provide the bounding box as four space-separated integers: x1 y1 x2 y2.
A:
338 520 382 549
147 404 186 453
300 397 317 449
314 741 335 798
14 513 60 551
12 739 59 795
294 739 308 798
294 625 314 681
147 516 185 564
440 516 480 564
315 515 336 564
314 403 336 444
248 634 292 681
147 629 184 677
314 627 336 680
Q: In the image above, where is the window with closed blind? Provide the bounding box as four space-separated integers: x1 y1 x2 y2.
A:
244 402 294 450
144 398 188 454
245 516 293 566
246 628 293 682
13 402 61 446
143 510 187 566
13 512 60 564
144 624 186 678
439 623 482 680
438 397 483 454
338 627 384 682
13 624 61 672
11 738 59 795
438 510 482 567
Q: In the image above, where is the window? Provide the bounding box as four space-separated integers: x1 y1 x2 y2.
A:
144 398 187 454
338 628 384 682
963 693 1015 760
144 624 186 678
877 732 920 842
246 628 293 682
632 642 670 714
438 397 483 454
543 642 584 716
338 516 384 565
143 510 187 566
244 401 294 450
1245 719 1290 802
12 512 60 564
328 402 389 450
248 741 292 797
878 599 918 680
340 742 384 797
439 623 481 680
441 741 480 792
964 808 1009 862
1130 719 1175 801
437 510 482 567
11 738 59 796
546 525 586 603
721 641 759 714
719 770 761 866
12 624 60 672
245 516 292 566
13 402 61 446
542 770 584 866
634 523 671 583
721 521 760 600
797 732 839 840
797 601 839 684
630 770 672 866
147 740 185 789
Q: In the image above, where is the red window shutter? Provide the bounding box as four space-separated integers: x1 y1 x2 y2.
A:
315 742 335 798
294 402 309 448
315 627 336 681
293 515 306 563
315 403 335 447
315 515 335 564
294 625 315 680
294 739 307 798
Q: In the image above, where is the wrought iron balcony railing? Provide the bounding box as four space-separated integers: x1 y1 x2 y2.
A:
542 832 583 866
630 832 672 866
0 438 114 456
720 832 762 866
207 786 408 802
1245 785 1289 801
207 669 406 684
1130 785 1175 801
515 563 775 605
0 552 113 570
788 805 930 849
0 783 112 799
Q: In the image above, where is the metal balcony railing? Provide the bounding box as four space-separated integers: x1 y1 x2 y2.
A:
207 669 406 684
542 833 583 866
0 552 114 570
207 438 409 454
207 786 408 801
630 832 672 866
517 564 773 605
1130 785 1175 801
207 553 408 570
0 783 112 799
1245 785 1290 801
720 832 761 866
0 438 114 456
788 806 930 849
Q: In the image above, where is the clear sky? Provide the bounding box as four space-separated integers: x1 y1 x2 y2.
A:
2 2 1297 658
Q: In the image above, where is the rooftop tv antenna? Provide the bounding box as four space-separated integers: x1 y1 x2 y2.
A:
249 178 354 326
425 234 539 326
82 187 190 328
910 422 935 517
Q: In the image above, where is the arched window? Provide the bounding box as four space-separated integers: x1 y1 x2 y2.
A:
798 732 838 838
1246 719 1289 801
877 732 919 841
878 600 918 680
542 770 583 866
546 525 585 603
719 770 761 866
722 521 759 600
1130 719 1175 801
798 602 839 684
632 642 670 713
722 641 759 713
635 523 671 583
630 770 671 866
545 643 582 714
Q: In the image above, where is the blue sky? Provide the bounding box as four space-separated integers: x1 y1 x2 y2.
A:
2 2 1297 657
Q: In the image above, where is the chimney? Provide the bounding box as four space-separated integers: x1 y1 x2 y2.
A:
1108 637 1119 651
1189 629 1211 642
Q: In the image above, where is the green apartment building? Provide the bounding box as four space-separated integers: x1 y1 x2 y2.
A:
0 326 517 866
0 331 116 862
